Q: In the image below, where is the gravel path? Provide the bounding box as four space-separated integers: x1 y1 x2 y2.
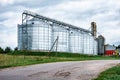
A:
0 60 120 80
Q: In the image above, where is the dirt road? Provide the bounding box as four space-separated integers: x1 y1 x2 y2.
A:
0 60 120 80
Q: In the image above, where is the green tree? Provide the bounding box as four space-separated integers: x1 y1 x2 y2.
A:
118 45 120 48
14 47 18 51
4 47 12 53
0 47 4 53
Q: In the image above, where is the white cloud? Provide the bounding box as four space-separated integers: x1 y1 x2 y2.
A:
0 28 17 49
0 0 14 6
103 29 120 44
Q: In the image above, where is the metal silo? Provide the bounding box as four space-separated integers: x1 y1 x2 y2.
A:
18 10 98 55
97 35 105 55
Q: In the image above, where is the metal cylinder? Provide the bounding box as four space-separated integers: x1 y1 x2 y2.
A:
97 35 105 55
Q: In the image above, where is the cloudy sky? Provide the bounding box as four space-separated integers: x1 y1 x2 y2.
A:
0 0 120 49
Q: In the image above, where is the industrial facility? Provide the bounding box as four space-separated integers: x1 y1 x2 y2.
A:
18 10 105 55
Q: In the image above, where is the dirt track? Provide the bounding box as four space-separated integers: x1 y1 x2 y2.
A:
0 60 120 80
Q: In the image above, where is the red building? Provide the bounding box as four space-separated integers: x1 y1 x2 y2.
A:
105 44 116 55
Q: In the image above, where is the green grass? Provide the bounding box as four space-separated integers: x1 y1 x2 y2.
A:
0 51 119 69
94 64 120 80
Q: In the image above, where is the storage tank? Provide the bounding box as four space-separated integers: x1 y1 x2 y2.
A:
18 11 98 55
97 35 105 55
18 18 52 51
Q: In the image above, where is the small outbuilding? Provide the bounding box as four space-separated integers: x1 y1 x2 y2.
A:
105 44 116 55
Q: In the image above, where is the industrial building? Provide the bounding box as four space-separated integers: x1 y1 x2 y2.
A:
105 44 116 55
18 10 104 55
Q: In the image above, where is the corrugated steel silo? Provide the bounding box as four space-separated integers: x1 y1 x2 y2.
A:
97 35 105 55
18 10 98 55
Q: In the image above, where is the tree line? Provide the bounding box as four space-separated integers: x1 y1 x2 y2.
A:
0 47 18 53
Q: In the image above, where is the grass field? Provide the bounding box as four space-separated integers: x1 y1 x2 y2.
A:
0 51 119 69
94 64 120 80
